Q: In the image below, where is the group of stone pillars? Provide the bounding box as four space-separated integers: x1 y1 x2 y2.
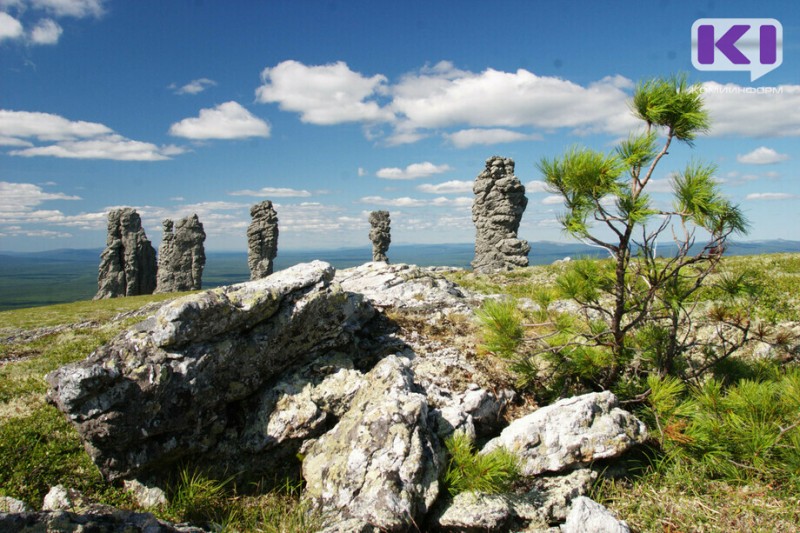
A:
95 155 529 298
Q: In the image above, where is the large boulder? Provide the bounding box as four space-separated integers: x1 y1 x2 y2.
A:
302 355 441 531
481 391 647 476
47 261 373 481
247 200 279 279
368 210 391 262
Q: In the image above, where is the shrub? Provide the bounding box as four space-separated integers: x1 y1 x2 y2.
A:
475 298 524 358
443 431 519 496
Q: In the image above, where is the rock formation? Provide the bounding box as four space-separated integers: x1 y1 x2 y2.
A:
471 156 530 273
94 208 157 299
155 214 206 293
368 210 391 262
247 201 279 279
46 260 648 531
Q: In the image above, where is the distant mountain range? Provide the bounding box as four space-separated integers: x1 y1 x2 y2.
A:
2 240 799 311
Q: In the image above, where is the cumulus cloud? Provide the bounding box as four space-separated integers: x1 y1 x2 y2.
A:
255 60 393 125
376 161 452 180
0 181 91 233
445 128 542 148
701 82 800 137
28 0 105 18
541 195 563 205
0 109 183 161
736 146 790 165
29 17 61 43
169 101 271 140
228 187 312 198
172 78 217 95
417 180 473 194
526 180 549 193
0 12 23 41
359 195 471 207
0 181 80 212
745 192 796 201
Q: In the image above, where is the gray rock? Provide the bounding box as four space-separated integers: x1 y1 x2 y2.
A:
303 355 441 531
247 200 279 279
124 479 168 509
433 469 596 531
472 156 530 273
368 210 391 262
336 262 472 312
42 485 86 512
156 214 206 293
561 496 630 533
46 261 374 481
481 391 647 476
436 492 514 530
95 208 157 299
0 496 30 513
0 509 204 532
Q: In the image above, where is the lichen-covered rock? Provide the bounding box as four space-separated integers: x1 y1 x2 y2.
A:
0 510 204 533
436 492 514 530
336 262 472 312
302 355 441 531
368 210 391 262
123 479 168 509
156 214 206 293
471 156 530 273
0 497 30 513
561 496 631 533
247 200 279 279
481 391 647 476
46 261 374 481
95 208 157 299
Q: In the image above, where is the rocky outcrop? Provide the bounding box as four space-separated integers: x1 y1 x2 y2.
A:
94 208 157 299
368 210 391 262
471 156 530 273
481 391 647 477
155 215 206 293
302 355 441 531
247 201 279 279
47 261 373 481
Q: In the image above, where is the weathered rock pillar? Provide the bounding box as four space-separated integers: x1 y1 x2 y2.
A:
368 210 391 263
247 200 279 279
155 214 206 293
471 156 530 273
95 208 157 299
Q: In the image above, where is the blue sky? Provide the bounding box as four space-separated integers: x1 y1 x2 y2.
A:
1 0 798 252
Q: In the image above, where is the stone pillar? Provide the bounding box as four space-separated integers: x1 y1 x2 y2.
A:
471 156 530 273
156 214 206 293
368 210 391 263
247 201 279 279
95 208 157 299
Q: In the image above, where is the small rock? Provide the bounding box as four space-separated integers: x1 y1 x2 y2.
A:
481 391 647 476
436 492 513 530
0 496 30 513
561 496 631 533
124 479 168 508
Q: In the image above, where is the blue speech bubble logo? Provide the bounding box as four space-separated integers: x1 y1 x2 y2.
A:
692 18 783 82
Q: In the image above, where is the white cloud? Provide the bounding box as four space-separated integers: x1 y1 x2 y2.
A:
417 180 473 194
445 128 542 148
0 12 23 41
701 82 800 137
0 109 111 141
228 187 312 198
0 181 80 212
29 17 61 44
358 195 471 208
542 195 563 205
169 101 270 140
255 60 393 125
376 161 452 180
526 180 549 193
357 167 367 177
28 0 105 18
11 135 185 161
390 62 637 136
745 192 796 201
736 146 790 165
172 78 216 95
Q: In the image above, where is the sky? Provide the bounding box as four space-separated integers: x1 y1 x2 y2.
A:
0 0 798 252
